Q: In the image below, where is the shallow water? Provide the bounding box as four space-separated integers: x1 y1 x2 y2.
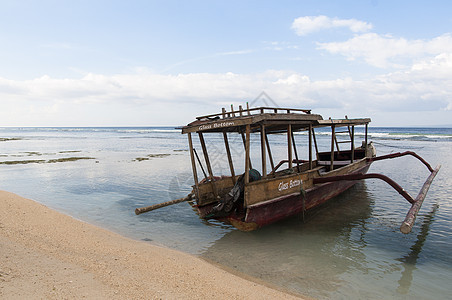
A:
0 126 451 299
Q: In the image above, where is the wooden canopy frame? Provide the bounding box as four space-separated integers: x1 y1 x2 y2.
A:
135 105 439 235
182 106 371 200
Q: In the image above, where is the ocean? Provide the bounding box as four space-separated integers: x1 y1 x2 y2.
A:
0 126 451 299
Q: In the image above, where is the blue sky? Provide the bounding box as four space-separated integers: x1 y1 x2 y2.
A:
1 0 451 126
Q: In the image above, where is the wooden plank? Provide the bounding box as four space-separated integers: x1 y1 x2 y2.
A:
135 193 193 215
317 118 371 126
260 115 321 122
182 113 323 134
288 124 293 169
256 107 311 114
197 177 235 206
351 126 355 162
312 127 319 159
316 158 368 177
318 160 356 166
245 173 304 206
244 124 251 185
223 131 236 184
265 133 275 172
334 128 340 153
261 124 267 177
365 123 368 146
187 133 199 199
182 117 253 133
330 126 335 171
400 165 441 234
309 124 313 170
195 106 312 119
198 132 219 198
291 131 301 173
193 107 316 122
241 130 252 169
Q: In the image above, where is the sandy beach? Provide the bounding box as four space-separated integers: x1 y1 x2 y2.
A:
0 190 302 299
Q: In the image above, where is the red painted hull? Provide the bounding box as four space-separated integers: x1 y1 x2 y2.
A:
194 163 371 231
240 163 371 229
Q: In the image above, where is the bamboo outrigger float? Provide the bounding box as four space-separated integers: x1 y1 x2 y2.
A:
135 105 440 233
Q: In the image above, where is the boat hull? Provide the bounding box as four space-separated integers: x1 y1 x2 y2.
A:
229 162 372 230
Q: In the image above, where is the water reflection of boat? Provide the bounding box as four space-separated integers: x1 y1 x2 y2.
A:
136 106 440 233
200 182 373 298
397 203 439 294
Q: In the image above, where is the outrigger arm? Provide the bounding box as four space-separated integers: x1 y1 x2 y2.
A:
313 152 441 234
135 192 194 215
367 151 435 172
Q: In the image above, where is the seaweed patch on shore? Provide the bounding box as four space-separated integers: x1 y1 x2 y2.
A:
133 154 171 161
9 151 81 157
59 150 82 153
6 152 65 157
0 138 22 142
0 159 46 165
0 157 96 165
47 157 95 163
23 152 43 156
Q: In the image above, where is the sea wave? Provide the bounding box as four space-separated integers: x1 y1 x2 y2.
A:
369 132 452 140
292 128 452 142
116 129 179 134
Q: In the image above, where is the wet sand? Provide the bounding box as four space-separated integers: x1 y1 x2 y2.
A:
0 190 302 299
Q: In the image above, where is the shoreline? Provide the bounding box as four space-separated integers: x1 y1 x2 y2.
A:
0 190 304 299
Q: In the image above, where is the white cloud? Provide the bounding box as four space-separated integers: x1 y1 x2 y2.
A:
318 33 452 68
0 56 451 126
292 15 372 36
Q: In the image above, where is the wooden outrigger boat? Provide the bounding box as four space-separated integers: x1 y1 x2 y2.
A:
136 106 440 233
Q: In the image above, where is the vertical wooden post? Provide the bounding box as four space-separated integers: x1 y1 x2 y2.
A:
244 124 251 184
241 131 252 169
198 132 219 198
246 102 251 115
365 123 368 146
261 124 267 177
330 126 335 171
187 133 199 199
231 104 235 117
351 126 355 163
223 131 236 184
222 107 226 118
288 124 293 169
291 131 301 173
334 130 340 153
312 127 319 159
265 133 275 173
309 124 313 170
239 105 243 116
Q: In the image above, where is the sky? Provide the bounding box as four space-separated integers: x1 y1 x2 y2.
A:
1 0 451 127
